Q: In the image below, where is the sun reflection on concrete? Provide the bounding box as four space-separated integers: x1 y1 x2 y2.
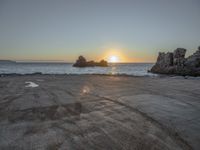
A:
82 86 90 94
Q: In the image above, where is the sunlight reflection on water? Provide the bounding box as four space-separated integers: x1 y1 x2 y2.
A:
110 66 117 75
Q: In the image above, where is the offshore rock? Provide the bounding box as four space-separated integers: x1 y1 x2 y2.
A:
73 56 87 67
73 56 108 67
150 47 200 76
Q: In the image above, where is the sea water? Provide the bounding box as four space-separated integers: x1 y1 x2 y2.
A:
0 62 156 76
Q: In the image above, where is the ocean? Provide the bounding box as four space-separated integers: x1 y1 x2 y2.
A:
0 62 156 76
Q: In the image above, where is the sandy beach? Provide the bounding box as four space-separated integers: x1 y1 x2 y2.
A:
0 75 200 150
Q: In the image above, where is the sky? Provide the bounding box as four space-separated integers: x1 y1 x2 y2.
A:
0 0 200 62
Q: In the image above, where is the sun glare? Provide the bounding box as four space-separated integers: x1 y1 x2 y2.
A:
109 55 119 63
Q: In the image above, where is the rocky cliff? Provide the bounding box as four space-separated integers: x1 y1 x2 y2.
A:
150 47 200 76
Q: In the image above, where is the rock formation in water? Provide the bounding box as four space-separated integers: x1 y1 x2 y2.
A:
73 56 108 67
0 60 16 64
150 47 200 76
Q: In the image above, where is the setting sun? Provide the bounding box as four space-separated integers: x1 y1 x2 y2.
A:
109 55 119 63
102 49 126 63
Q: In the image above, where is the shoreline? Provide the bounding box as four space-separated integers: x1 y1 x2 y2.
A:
0 72 157 77
1 73 200 80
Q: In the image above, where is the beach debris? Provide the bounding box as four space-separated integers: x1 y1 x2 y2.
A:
25 81 39 88
73 55 108 67
150 46 200 76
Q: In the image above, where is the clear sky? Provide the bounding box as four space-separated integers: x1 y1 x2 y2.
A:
0 0 200 62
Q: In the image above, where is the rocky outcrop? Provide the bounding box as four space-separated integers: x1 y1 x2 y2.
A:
150 47 200 76
73 56 87 67
0 60 16 64
73 56 108 67
185 47 200 68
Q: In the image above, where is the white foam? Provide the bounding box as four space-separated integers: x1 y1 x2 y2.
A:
25 82 39 88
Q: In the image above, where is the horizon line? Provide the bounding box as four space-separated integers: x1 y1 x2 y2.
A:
0 59 155 64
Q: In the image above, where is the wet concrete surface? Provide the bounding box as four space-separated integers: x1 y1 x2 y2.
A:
0 75 200 150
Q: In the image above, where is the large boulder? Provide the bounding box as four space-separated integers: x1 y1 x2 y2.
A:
150 47 200 76
150 52 174 74
157 52 174 67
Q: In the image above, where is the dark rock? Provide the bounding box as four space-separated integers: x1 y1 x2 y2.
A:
150 47 200 76
87 61 95 67
186 49 200 67
73 56 108 67
173 48 186 58
159 52 173 66
150 52 174 74
0 60 16 64
73 56 87 67
173 48 186 66
98 60 108 67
